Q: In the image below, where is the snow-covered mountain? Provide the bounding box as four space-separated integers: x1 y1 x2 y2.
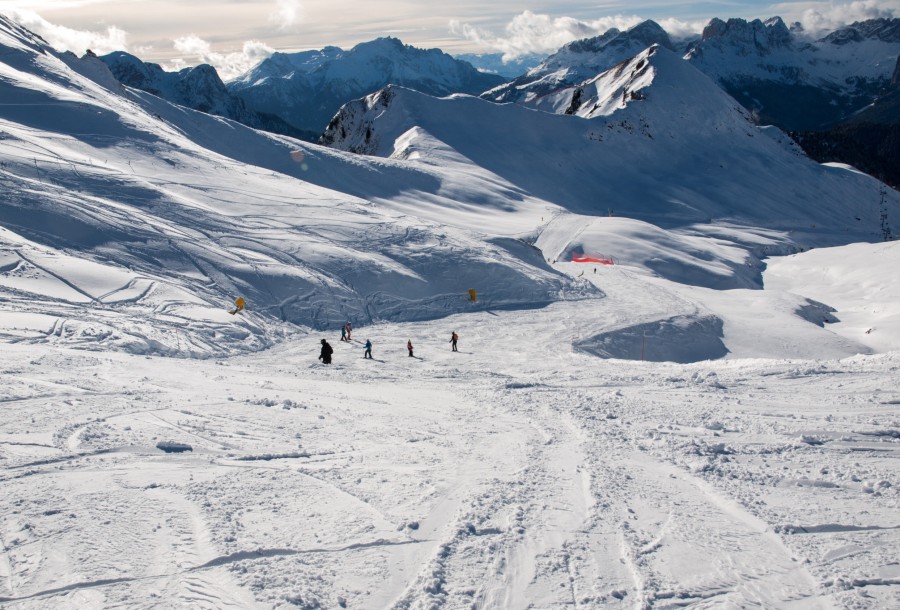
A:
2 10 899 358
685 17 900 130
482 20 674 104
324 44 896 278
227 37 506 135
99 51 312 139
0 15 580 355
482 17 900 132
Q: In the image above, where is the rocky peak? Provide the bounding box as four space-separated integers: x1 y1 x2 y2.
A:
319 85 396 154
700 16 792 51
180 64 226 91
625 20 675 49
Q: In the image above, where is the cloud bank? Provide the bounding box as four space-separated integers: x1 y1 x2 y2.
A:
169 35 275 79
794 0 897 35
450 2 898 59
4 8 127 55
3 1 898 77
451 11 643 60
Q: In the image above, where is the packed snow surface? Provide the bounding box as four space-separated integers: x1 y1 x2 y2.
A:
2 269 899 608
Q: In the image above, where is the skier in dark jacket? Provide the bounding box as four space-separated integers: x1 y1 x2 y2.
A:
319 339 333 364
407 340 414 357
364 339 372 359
450 331 458 352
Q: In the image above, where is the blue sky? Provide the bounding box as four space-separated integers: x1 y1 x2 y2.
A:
1 1 897 78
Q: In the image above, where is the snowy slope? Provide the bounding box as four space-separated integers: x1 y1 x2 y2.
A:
0 16 585 356
1 14 899 610
0 267 898 608
323 46 899 262
3 13 899 363
317 43 900 369
764 241 900 353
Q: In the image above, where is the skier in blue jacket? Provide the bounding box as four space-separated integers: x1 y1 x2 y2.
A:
364 339 373 359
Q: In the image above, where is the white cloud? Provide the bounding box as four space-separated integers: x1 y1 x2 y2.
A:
450 2 900 57
656 17 707 40
270 0 303 30
170 35 275 80
450 11 650 60
173 34 210 57
4 8 127 55
793 1 897 35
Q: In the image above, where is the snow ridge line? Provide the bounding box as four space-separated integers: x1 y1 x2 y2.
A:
0 539 424 603
15 249 99 304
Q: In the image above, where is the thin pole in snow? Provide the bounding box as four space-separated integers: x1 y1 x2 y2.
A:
641 332 646 362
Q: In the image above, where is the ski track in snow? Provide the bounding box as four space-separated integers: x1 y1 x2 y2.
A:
1 305 899 609
0 258 898 610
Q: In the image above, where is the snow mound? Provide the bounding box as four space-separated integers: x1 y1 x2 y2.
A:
764 241 900 352
574 314 728 363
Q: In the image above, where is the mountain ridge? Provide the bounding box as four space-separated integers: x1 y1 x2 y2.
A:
227 36 506 135
322 45 896 255
99 50 315 140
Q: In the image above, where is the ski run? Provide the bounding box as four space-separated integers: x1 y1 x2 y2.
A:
1 12 899 610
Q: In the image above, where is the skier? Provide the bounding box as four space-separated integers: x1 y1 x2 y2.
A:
346 322 352 341
340 325 348 342
229 296 246 315
407 340 414 357
319 339 333 364
364 339 372 359
450 331 458 352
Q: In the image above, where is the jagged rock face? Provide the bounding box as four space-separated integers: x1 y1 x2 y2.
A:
686 17 900 130
482 20 674 104
698 17 791 52
227 37 505 135
319 87 393 155
893 55 900 87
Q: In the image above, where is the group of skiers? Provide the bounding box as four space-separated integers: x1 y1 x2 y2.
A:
339 321 352 342
318 329 459 364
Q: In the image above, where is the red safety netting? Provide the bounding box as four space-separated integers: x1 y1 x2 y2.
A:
572 255 615 265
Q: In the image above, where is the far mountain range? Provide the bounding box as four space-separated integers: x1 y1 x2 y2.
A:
98 16 900 188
